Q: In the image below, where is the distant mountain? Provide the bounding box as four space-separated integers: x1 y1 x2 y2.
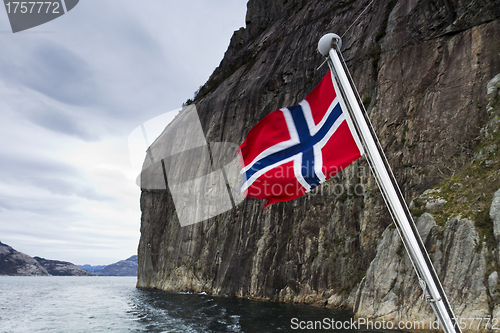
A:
0 241 49 276
96 255 137 276
34 257 94 276
0 240 137 277
77 264 106 274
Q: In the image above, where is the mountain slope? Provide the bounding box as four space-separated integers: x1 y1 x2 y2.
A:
77 264 106 274
34 257 94 276
97 255 137 276
0 241 49 276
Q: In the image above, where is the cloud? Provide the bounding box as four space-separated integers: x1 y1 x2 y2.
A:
0 39 100 106
0 153 110 207
29 107 95 141
23 41 99 106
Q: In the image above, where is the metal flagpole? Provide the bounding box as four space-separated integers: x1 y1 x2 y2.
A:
318 33 461 333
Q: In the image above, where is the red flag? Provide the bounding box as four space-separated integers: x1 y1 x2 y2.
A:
239 71 363 206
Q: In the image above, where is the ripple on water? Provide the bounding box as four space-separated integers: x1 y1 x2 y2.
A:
0 276 406 333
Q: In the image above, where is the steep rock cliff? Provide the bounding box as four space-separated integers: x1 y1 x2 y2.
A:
138 0 500 326
355 72 500 326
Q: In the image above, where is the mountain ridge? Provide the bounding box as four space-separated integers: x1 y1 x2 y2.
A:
0 241 49 276
93 255 138 276
0 241 93 276
0 241 137 277
137 0 500 330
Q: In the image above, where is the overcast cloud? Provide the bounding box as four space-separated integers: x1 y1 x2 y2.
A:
0 0 248 265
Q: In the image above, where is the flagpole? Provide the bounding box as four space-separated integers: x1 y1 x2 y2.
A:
318 34 461 333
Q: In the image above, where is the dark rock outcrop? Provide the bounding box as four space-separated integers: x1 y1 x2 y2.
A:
34 257 94 276
0 241 49 276
492 188 500 241
138 0 500 328
97 255 138 276
349 69 500 325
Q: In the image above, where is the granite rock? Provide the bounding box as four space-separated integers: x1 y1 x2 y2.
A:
492 189 500 243
355 214 490 326
137 0 500 330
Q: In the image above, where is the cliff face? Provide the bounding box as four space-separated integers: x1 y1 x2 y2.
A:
137 0 500 326
356 73 500 324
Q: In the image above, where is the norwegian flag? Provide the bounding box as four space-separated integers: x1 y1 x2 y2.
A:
239 71 364 206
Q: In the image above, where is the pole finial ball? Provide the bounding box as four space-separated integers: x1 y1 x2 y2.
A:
318 33 342 56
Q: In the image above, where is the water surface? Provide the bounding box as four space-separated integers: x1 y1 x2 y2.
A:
0 276 403 332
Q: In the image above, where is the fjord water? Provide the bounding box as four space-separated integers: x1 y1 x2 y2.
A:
0 276 399 332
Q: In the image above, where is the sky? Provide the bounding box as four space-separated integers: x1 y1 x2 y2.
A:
0 0 249 265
